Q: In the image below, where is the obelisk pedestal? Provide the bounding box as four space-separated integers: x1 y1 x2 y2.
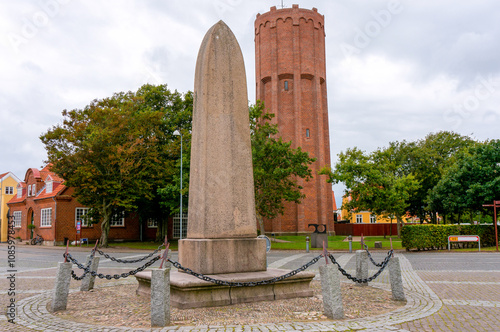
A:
178 20 266 274
135 21 314 308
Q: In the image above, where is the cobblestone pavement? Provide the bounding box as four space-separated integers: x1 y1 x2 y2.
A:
1 247 499 331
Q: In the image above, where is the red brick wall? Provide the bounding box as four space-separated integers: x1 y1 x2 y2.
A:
255 5 334 235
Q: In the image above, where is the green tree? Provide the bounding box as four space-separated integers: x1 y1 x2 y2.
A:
403 131 474 223
322 146 419 237
41 84 191 246
250 101 316 234
428 139 500 220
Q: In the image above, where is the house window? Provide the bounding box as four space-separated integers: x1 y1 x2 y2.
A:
5 186 14 195
17 185 22 198
306 129 310 138
370 214 376 223
46 181 53 194
32 184 36 196
41 208 52 227
147 219 158 228
110 212 125 227
76 208 91 227
356 214 363 223
28 185 31 197
13 211 22 228
173 213 187 239
284 80 289 91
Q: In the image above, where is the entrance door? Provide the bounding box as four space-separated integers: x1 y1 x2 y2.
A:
28 209 34 239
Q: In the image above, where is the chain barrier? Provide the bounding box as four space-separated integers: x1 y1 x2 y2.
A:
64 252 161 280
69 248 97 280
363 243 387 267
167 255 323 287
328 250 393 284
96 242 164 264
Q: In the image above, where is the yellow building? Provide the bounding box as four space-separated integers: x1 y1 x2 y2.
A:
340 196 410 224
0 172 21 242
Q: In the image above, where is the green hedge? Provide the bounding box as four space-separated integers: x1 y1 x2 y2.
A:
401 224 499 250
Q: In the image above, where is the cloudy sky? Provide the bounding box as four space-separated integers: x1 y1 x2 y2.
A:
1 0 499 206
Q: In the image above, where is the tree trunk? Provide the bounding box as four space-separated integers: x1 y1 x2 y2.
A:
396 215 403 238
257 214 265 235
99 199 112 247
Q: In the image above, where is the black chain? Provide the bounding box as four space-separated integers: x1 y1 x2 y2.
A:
363 243 388 267
96 243 164 264
69 248 97 280
167 254 323 287
64 252 161 280
328 250 393 284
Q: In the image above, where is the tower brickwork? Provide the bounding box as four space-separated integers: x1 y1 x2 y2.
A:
255 5 334 234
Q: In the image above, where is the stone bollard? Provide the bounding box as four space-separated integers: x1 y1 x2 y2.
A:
151 267 171 327
389 256 406 301
80 255 100 291
319 264 344 319
50 262 72 312
355 250 368 286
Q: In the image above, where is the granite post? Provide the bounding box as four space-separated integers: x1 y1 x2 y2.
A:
151 268 171 327
178 20 266 274
319 264 344 319
80 255 100 291
355 250 368 286
389 256 406 301
50 262 72 312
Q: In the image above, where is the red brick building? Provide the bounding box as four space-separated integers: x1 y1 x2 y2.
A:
7 165 162 245
255 5 335 234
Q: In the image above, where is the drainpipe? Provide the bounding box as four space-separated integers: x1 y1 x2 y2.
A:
52 196 57 246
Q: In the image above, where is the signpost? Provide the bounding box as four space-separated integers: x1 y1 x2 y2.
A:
482 200 499 252
448 235 480 251
76 221 81 246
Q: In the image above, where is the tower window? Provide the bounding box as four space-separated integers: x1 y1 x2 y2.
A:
306 129 310 138
284 80 289 91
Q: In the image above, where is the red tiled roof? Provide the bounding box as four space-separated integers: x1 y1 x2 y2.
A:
35 182 66 200
0 172 8 179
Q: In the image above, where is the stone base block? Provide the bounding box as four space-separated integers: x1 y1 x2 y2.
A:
178 238 266 274
135 268 315 309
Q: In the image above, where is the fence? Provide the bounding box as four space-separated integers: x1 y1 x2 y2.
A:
335 223 403 236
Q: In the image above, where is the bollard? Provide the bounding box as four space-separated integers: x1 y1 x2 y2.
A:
355 250 368 286
389 256 406 301
319 264 344 319
306 236 310 253
348 235 352 253
80 255 100 291
151 267 171 327
50 262 72 312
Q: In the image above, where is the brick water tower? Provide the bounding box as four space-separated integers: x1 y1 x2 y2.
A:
255 5 334 235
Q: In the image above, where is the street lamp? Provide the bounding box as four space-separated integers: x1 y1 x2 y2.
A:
173 130 183 240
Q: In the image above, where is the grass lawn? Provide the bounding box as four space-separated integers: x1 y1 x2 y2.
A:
268 235 402 251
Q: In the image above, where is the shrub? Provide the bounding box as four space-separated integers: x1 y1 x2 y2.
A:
401 224 498 250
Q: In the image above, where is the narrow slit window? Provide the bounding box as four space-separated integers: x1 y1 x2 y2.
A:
284 80 289 91
306 129 310 137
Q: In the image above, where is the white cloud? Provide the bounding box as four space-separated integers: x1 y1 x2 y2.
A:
0 0 499 209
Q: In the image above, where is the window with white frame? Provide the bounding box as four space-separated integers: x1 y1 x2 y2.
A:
110 212 125 227
75 208 91 227
17 185 22 198
28 185 31 196
32 184 36 196
5 186 14 195
40 208 52 227
173 213 187 239
13 211 21 228
370 214 376 223
147 219 158 228
46 181 53 194
356 214 363 223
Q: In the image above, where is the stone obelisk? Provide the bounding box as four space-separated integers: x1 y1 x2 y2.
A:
178 21 266 275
